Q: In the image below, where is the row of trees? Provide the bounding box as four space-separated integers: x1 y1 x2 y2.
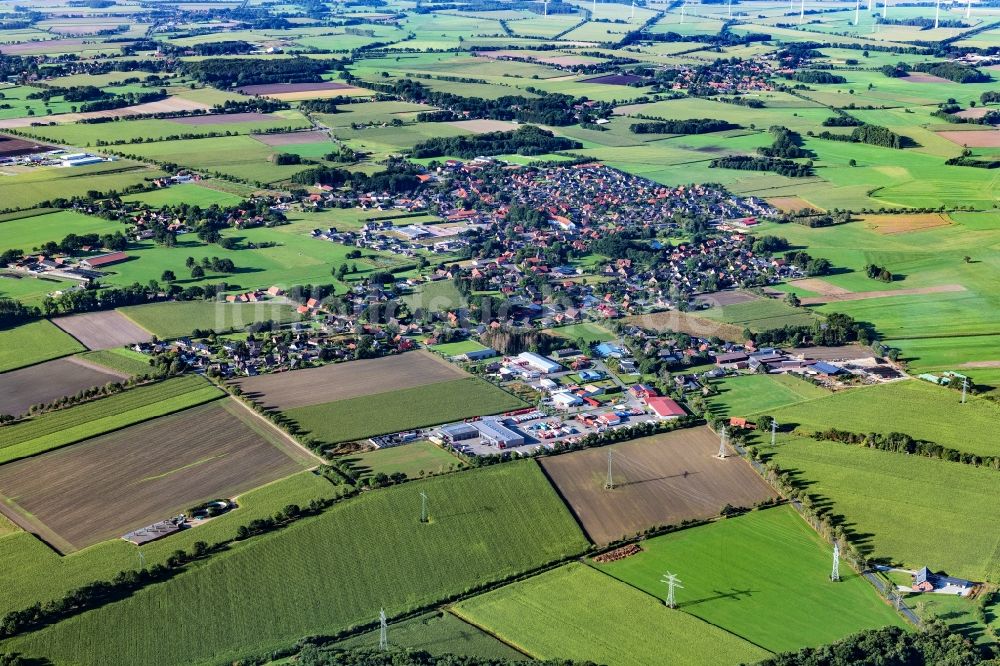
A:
710 155 814 178
629 118 740 134
812 428 1000 469
409 125 580 159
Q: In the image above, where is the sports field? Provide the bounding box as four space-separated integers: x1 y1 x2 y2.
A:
764 379 1000 458
0 355 125 417
0 398 313 552
539 428 778 544
762 436 1000 583
452 563 770 666
596 505 906 653
7 462 588 665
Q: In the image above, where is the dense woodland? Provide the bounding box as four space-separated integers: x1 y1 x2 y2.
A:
409 126 581 158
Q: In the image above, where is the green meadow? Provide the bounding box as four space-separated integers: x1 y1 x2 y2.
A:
707 373 830 418
0 319 84 372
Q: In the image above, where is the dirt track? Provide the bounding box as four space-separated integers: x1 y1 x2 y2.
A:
51 310 151 350
230 350 468 410
0 399 310 552
799 283 967 305
0 356 126 417
540 428 777 545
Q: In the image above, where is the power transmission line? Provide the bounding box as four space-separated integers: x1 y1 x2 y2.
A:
830 543 841 582
717 425 728 459
661 572 683 609
604 450 615 490
419 492 429 523
378 608 388 651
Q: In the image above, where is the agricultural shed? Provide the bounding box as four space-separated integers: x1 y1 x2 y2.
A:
646 396 686 419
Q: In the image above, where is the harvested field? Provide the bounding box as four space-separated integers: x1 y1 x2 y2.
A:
266 87 369 101
231 349 467 410
901 73 953 84
788 278 851 296
623 310 744 342
953 107 991 120
937 130 1000 147
252 130 329 146
582 74 644 85
792 345 874 361
0 399 313 552
169 112 272 126
863 212 952 234
0 135 54 158
0 356 126 417
693 289 756 307
447 119 519 133
51 310 151 350
536 55 596 66
237 81 352 96
0 38 87 55
799 283 967 305
0 97 212 127
539 428 778 545
767 196 819 212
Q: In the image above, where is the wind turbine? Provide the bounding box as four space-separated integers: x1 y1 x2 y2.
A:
854 0 860 25
934 0 940 29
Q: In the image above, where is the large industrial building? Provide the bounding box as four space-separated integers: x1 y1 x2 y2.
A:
438 423 479 443
474 418 525 448
516 351 561 374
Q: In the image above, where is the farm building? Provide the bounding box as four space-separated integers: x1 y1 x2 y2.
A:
462 348 497 361
439 423 479 443
646 396 686 419
911 567 976 595
474 418 525 448
808 361 846 377
517 352 561 374
715 351 749 369
60 152 105 167
80 251 128 269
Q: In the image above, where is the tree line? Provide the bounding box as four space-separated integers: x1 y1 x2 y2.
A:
629 118 740 134
409 125 580 159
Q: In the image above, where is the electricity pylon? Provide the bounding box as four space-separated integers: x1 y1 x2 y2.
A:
661 572 683 608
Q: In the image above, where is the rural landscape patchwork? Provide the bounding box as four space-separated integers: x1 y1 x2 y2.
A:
0 0 997 662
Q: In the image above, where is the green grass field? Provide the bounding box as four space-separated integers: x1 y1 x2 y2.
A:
428 340 490 356
763 379 1000 458
7 462 588 665
346 441 466 479
334 611 526 660
78 348 154 376
0 162 167 212
284 377 526 443
547 322 616 345
698 297 817 331
707 374 830 418
0 375 222 464
122 183 245 208
596 505 905 653
452 563 770 666
118 301 301 338
0 320 85 372
0 470 341 615
759 436 1000 583
0 209 120 254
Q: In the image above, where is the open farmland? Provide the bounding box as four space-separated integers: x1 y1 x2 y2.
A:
0 398 314 552
0 375 222 465
118 300 301 339
51 310 152 350
451 563 770 666
0 319 85 372
760 436 1000 583
764 379 1000 458
596 505 905 653
539 428 778 545
6 462 588 665
232 349 466 410
0 355 125 417
346 441 466 479
284 377 525 444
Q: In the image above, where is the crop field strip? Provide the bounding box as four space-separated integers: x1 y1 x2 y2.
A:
539 428 778 545
0 375 223 465
232 348 469 410
0 319 86 374
50 310 152 350
0 398 313 552
283 376 527 444
0 355 126 418
6 462 589 665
